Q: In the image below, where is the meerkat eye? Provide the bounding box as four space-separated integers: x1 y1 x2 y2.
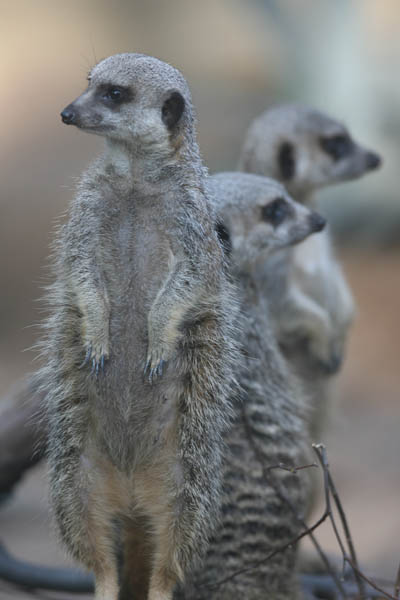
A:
109 88 121 100
100 85 131 105
261 197 289 227
320 134 354 161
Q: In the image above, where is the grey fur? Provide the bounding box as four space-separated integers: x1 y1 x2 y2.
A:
238 104 381 445
176 172 320 600
37 54 239 600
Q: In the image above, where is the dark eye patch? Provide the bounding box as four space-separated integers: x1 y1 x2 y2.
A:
261 197 290 227
278 142 295 180
98 84 133 107
320 134 354 161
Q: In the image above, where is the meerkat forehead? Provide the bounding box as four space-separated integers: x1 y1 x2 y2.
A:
255 103 347 140
210 172 288 211
89 53 192 101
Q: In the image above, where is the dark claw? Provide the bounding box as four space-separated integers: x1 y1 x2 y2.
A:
144 359 151 376
94 355 107 377
156 359 165 377
147 360 167 384
79 345 107 376
79 345 92 369
149 368 155 384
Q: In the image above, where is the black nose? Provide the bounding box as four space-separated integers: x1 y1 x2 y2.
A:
366 151 382 170
309 212 326 233
61 106 76 125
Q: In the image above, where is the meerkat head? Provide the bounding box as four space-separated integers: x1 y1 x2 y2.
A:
60 53 193 154
209 172 325 267
238 104 382 201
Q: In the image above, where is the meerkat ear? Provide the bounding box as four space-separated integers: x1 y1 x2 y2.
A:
278 141 295 180
162 91 185 130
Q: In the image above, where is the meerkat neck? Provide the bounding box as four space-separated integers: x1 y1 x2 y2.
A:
103 137 204 191
234 262 262 301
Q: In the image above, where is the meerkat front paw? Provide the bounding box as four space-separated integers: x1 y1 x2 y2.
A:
144 356 167 384
144 339 173 384
80 328 110 375
80 310 110 375
81 342 109 375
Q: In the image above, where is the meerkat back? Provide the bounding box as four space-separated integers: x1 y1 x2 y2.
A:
176 172 325 600
38 53 238 600
238 104 381 438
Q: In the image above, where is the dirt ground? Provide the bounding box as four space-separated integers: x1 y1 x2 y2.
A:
0 248 399 598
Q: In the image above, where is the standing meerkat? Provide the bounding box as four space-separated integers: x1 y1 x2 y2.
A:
37 53 238 600
174 172 326 600
238 104 382 441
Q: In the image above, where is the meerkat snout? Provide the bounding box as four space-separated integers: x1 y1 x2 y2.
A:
60 106 75 125
365 151 381 170
309 211 326 233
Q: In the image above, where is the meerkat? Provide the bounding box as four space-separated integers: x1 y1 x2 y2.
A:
36 53 238 600
238 104 382 441
173 172 326 600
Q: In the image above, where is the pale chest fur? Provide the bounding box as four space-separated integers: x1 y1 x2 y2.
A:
291 229 354 327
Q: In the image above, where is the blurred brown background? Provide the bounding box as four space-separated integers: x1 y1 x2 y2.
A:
1 1 399 597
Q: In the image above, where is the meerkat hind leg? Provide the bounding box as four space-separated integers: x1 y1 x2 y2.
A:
132 469 184 600
58 454 125 600
119 515 154 600
85 498 120 600
95 573 119 600
143 508 181 600
147 571 176 600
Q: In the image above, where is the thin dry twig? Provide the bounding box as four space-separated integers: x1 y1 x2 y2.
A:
267 461 318 473
328 468 365 595
302 573 395 599
346 560 397 600
313 444 396 600
312 444 365 599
